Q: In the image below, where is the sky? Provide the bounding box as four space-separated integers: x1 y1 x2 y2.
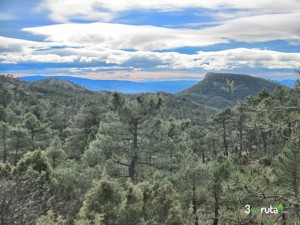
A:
0 0 300 81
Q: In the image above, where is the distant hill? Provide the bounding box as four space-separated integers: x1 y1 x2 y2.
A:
0 75 216 125
178 72 284 109
32 78 87 91
20 76 198 93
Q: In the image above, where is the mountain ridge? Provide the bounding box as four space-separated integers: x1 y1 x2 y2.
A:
177 72 285 109
20 76 198 93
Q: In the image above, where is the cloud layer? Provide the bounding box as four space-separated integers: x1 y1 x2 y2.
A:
1 35 299 72
41 0 300 22
1 0 299 79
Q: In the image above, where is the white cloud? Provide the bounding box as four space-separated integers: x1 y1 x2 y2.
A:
36 0 300 50
0 36 53 54
22 12 300 52
1 35 299 71
41 0 300 22
194 48 300 70
23 23 228 51
40 0 115 22
202 13 300 43
0 53 78 64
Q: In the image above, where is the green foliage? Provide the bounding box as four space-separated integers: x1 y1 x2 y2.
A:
14 149 54 186
0 74 299 224
22 112 52 150
117 180 144 225
79 175 122 225
85 93 163 182
179 72 280 109
0 162 12 178
273 141 300 197
64 101 102 159
46 136 67 168
0 121 10 162
36 210 66 225
8 124 31 164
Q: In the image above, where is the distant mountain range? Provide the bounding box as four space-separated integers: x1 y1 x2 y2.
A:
20 75 296 94
20 76 198 93
15 73 295 110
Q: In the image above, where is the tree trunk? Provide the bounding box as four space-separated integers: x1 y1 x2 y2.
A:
282 213 287 225
53 156 57 168
262 131 268 157
129 120 138 183
133 120 138 149
2 127 7 163
222 119 228 156
212 139 217 157
129 155 138 183
192 180 199 225
14 145 19 165
202 152 206 163
85 124 88 150
239 117 243 158
213 191 219 225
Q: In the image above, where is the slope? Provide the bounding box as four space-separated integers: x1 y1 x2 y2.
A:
178 72 283 109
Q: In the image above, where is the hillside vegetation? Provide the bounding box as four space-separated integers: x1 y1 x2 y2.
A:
0 74 299 225
178 72 282 108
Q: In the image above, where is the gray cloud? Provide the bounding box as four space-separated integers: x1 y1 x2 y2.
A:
1 36 299 71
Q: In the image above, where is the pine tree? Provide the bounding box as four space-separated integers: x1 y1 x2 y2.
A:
0 121 10 162
85 93 162 183
274 141 300 198
117 180 144 225
213 108 233 156
46 136 67 168
0 83 11 108
8 125 31 165
14 149 54 185
22 112 52 150
138 177 184 225
78 174 122 225
209 155 233 225
64 101 101 159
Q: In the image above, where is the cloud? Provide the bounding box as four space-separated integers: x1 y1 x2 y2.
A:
194 48 300 70
22 23 228 51
0 36 58 55
35 0 299 51
41 0 300 22
1 35 299 71
202 13 300 43
0 54 78 64
23 10 300 52
40 0 115 22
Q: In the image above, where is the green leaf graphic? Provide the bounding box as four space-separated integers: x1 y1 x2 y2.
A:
277 203 284 212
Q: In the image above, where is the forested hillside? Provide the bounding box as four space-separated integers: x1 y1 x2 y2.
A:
178 72 281 109
0 74 300 225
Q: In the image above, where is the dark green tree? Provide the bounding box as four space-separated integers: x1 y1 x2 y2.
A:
22 112 52 150
0 121 10 162
46 136 67 168
213 108 233 156
8 125 31 165
86 93 162 183
209 155 233 225
64 101 102 159
78 174 122 225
